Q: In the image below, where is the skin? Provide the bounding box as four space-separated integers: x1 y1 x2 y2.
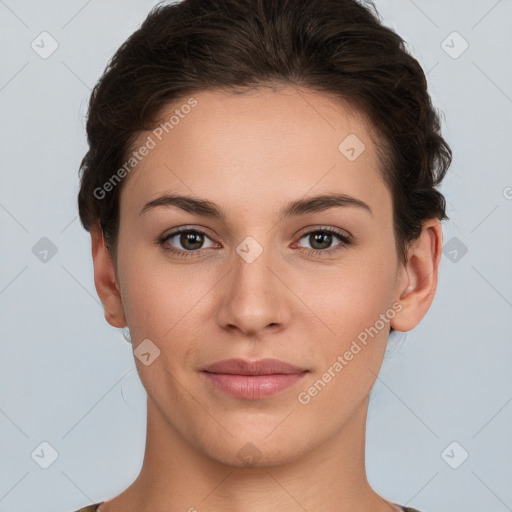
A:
90 85 442 512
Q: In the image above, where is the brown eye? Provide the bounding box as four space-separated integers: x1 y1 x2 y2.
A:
296 228 351 256
308 231 334 250
179 231 204 250
159 228 217 257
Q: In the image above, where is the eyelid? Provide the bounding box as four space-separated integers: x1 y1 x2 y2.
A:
295 225 352 242
161 223 215 236
292 226 352 257
160 226 217 248
159 225 352 257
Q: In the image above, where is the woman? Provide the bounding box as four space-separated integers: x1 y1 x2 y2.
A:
74 0 452 510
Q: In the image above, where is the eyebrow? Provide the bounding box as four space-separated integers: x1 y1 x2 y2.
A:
139 192 373 219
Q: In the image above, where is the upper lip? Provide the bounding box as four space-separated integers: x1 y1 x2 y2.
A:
201 358 308 375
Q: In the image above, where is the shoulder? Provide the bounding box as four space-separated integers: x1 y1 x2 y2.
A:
71 504 423 512
72 504 101 512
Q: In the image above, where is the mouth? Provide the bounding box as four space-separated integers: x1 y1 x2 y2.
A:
201 358 309 399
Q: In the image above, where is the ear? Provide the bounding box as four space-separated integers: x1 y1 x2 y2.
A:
391 218 443 332
90 223 127 328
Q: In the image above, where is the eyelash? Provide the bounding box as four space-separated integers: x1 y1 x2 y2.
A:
158 226 352 259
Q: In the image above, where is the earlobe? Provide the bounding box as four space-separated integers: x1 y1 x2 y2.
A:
390 219 443 332
90 223 127 329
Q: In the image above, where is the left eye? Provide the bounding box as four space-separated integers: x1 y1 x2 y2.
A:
296 228 351 253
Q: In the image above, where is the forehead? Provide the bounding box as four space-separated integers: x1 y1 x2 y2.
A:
119 86 390 220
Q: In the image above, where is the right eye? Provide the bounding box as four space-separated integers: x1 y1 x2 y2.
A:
159 227 218 258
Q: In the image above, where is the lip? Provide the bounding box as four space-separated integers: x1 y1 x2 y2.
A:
201 358 309 399
202 358 307 375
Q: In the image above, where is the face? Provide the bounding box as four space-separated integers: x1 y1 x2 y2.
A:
107 86 413 467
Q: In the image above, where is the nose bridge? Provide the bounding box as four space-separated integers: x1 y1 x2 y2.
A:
232 233 277 304
218 233 287 334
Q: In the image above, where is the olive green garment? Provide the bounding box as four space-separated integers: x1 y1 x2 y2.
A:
73 505 424 512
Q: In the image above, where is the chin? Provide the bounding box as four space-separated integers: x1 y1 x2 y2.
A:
200 433 305 469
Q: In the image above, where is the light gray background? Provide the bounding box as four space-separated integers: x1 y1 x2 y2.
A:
1 1 511 511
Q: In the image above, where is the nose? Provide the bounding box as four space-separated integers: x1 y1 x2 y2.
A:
216 243 291 337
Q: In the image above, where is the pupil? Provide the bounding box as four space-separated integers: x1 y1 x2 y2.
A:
182 232 203 250
312 232 331 249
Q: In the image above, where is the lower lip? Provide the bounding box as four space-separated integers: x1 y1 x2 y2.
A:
202 372 308 399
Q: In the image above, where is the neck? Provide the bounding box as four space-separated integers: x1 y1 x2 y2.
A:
100 396 399 512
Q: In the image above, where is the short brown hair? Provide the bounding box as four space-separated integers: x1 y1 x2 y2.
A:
78 0 451 268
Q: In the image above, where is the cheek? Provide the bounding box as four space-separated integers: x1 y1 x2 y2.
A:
118 249 216 348
298 265 395 413
303 252 397 339
117 257 207 398
116 256 162 347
